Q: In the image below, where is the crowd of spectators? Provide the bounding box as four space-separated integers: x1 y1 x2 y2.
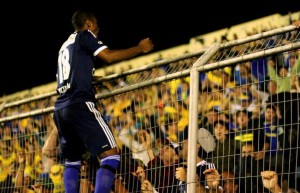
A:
0 19 300 193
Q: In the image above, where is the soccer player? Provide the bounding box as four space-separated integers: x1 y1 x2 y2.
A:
53 9 153 193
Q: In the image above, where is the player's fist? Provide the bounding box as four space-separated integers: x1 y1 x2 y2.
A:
139 38 154 53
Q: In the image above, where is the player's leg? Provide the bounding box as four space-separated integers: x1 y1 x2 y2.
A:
82 101 120 193
95 148 120 193
64 160 81 192
54 107 85 193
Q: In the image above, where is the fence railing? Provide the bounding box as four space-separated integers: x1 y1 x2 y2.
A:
0 25 299 193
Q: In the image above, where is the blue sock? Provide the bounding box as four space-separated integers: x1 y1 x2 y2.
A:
94 155 120 193
63 161 81 193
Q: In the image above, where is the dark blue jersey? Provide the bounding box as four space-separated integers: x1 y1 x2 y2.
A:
54 30 107 110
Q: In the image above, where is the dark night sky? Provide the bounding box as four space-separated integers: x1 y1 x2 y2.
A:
1 0 299 96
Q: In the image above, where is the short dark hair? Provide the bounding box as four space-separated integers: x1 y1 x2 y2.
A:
236 109 252 118
71 10 95 30
213 120 229 130
265 103 277 112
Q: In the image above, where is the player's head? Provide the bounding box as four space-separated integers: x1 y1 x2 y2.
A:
72 10 99 36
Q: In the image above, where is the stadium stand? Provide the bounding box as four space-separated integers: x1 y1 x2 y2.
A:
0 11 299 193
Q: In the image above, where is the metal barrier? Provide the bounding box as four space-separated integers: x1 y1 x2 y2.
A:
0 25 299 193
